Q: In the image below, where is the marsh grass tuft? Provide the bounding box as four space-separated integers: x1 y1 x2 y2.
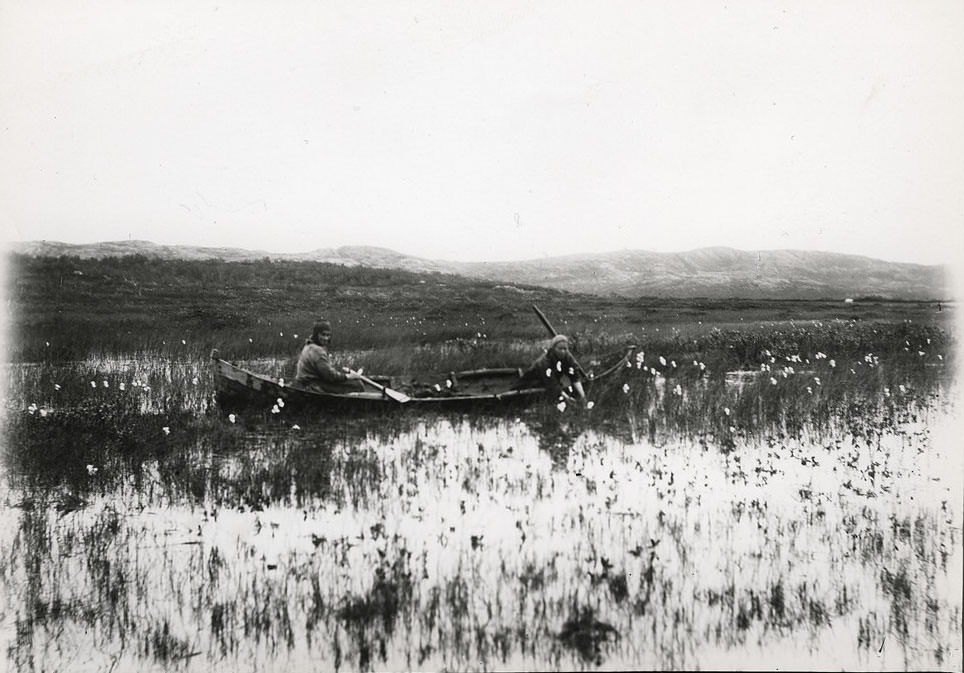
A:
557 605 620 664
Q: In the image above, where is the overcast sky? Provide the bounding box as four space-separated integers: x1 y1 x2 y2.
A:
1 1 962 265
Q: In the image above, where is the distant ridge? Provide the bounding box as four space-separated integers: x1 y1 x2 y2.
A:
9 240 949 300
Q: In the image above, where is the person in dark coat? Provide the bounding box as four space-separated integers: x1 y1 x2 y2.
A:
517 334 587 403
294 319 364 393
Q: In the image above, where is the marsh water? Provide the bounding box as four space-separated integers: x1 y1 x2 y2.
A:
2 354 962 672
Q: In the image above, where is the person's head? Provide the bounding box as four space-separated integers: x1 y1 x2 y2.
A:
548 334 569 358
312 319 333 346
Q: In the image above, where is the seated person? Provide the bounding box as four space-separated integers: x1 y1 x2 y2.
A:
294 319 365 393
517 334 587 403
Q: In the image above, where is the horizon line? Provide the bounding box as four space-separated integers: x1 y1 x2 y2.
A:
6 238 950 268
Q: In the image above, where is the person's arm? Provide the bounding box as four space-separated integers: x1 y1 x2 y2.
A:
310 348 357 383
571 380 587 401
563 353 588 402
521 353 552 381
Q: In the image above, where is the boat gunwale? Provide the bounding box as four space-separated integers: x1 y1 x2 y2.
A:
211 345 636 406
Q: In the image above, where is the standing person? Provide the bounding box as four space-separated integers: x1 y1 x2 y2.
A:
517 334 587 403
294 319 365 393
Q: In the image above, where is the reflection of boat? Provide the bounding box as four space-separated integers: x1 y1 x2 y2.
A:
211 346 636 411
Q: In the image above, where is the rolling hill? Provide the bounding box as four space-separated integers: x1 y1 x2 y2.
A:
9 240 949 300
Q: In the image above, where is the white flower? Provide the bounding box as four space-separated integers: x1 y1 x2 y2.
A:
271 404 280 414
279 377 285 387
181 339 186 345
622 383 630 394
829 359 836 368
249 338 253 343
54 384 61 391
228 413 236 423
659 356 667 366
102 381 109 388
292 424 301 430
673 384 682 396
39 408 48 417
729 425 736 433
556 361 563 372
545 368 552 378
938 355 943 361
723 407 730 416
671 360 677 368
770 377 778 385
699 362 706 371
814 377 821 386
119 382 126 391
918 351 925 357
276 398 285 408
45 341 50 347
884 388 890 397
280 332 284 337
434 384 442 392
90 381 96 388
556 401 566 412
162 427 170 435
293 334 298 339
806 386 813 394
899 384 907 394
86 464 98 475
28 403 37 414
191 377 199 385
445 379 453 389
586 401 595 410
850 369 856 375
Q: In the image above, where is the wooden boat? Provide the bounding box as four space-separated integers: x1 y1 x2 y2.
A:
211 345 637 412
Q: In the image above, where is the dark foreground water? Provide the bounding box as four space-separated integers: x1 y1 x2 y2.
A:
1 358 961 671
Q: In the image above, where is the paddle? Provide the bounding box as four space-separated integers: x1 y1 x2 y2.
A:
530 304 589 380
349 370 411 403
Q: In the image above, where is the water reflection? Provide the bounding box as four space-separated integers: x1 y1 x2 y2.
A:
2 399 962 671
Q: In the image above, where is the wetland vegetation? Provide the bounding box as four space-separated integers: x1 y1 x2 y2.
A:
1 254 960 671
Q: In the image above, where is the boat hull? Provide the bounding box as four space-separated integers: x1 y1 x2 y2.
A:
211 346 636 413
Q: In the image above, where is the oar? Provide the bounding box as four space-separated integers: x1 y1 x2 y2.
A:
349 370 411 403
531 303 559 337
531 304 589 379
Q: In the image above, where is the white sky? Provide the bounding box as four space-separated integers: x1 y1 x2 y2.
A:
1 1 963 264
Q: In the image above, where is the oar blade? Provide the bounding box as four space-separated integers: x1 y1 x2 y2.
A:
383 387 411 403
